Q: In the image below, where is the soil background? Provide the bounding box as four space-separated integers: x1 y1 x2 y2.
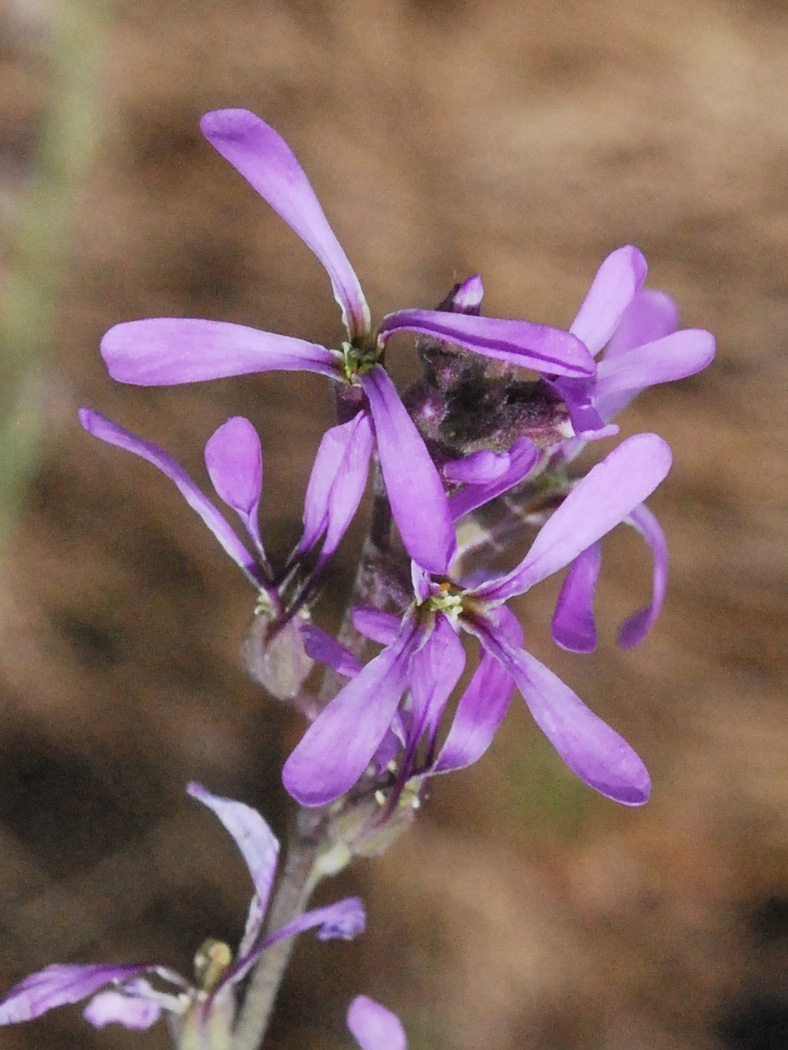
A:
0 1 787 1048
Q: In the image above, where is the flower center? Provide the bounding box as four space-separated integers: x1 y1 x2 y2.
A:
339 340 379 382
425 580 465 622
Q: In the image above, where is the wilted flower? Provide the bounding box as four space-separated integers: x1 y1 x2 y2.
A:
0 784 364 1036
283 433 672 810
99 108 595 574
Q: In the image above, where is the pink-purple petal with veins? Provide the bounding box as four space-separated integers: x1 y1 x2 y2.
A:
84 989 162 1031
102 318 339 387
552 543 602 654
205 417 264 550
569 246 648 356
0 965 152 1025
79 410 262 586
476 625 651 805
595 329 716 401
348 996 408 1050
200 109 370 341
378 310 594 378
432 607 522 775
352 607 401 646
618 503 668 649
477 433 672 602
282 616 423 807
361 366 456 575
448 437 539 523
301 624 363 678
187 783 279 956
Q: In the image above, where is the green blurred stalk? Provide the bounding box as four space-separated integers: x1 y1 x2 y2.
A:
0 0 109 559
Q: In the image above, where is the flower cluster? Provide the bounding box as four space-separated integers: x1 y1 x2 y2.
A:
0 108 714 1045
87 107 713 812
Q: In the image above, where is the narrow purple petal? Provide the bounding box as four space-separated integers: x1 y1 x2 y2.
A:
595 329 716 400
200 109 370 340
0 965 150 1025
569 246 648 356
282 615 422 807
477 433 672 602
205 417 264 549
186 783 279 956
476 625 650 805
552 543 602 653
361 366 456 575
79 410 261 584
379 310 594 378
352 607 401 645
449 437 539 522
265 897 366 948
433 607 522 774
102 319 338 387
618 503 668 649
444 448 511 484
232 899 366 985
372 727 403 774
348 996 408 1050
84 989 162 1030
411 562 431 603
408 615 466 747
300 412 374 563
301 624 363 677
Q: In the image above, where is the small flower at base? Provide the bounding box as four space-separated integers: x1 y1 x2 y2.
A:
0 784 365 1035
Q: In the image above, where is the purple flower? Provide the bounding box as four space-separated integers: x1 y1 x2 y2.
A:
79 409 373 690
348 996 407 1050
99 108 594 574
283 433 672 810
538 253 707 652
547 245 715 441
0 784 364 1034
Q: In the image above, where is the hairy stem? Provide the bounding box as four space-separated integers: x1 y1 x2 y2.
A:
231 813 323 1050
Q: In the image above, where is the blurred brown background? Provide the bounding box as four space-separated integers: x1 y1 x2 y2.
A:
0 0 786 1047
